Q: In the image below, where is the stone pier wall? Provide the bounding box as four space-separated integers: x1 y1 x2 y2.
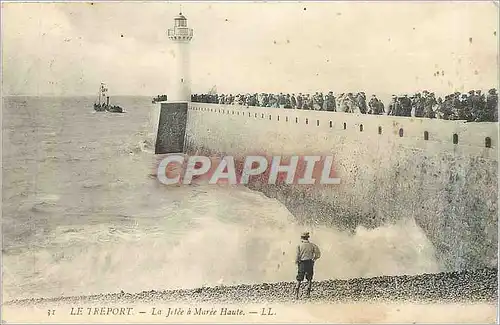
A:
177 102 498 271
154 102 188 154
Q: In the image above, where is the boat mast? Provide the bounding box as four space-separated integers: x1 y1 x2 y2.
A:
99 83 102 105
99 82 108 104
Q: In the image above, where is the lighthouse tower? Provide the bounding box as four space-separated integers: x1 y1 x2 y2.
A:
167 12 194 102
152 12 193 154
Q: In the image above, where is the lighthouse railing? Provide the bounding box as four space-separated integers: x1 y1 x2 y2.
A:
168 28 193 37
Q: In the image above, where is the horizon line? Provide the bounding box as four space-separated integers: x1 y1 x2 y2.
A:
3 86 499 99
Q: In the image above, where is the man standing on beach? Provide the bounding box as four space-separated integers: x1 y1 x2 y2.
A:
294 232 321 299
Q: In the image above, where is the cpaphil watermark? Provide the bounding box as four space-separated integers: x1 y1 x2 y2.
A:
154 154 341 186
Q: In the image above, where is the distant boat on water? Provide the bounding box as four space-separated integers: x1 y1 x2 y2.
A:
93 83 124 113
152 95 168 103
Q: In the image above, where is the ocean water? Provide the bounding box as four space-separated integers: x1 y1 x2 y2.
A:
2 96 441 301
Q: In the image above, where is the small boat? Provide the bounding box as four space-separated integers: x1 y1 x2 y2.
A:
152 95 168 103
94 83 124 113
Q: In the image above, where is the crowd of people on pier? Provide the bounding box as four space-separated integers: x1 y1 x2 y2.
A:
191 89 498 122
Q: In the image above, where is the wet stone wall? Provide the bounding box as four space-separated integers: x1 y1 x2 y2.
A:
176 103 498 271
155 102 188 154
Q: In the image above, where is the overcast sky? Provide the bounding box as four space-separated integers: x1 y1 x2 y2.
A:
2 1 498 97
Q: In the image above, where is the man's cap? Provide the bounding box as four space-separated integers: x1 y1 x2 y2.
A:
301 232 310 238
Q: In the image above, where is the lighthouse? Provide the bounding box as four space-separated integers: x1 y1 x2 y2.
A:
152 12 193 154
167 12 194 102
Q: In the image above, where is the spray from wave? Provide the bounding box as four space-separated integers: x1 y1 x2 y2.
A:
2 184 440 301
